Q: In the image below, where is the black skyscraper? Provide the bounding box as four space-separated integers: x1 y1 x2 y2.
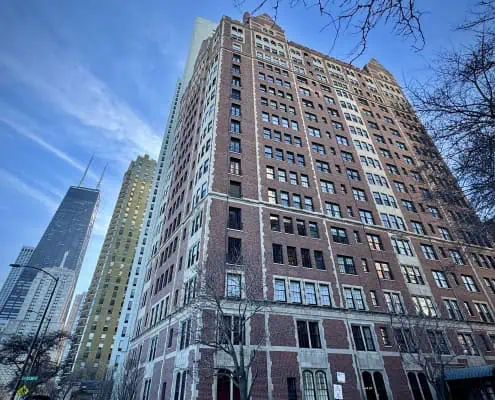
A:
0 186 99 320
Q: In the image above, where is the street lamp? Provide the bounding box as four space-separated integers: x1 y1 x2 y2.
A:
8 263 59 400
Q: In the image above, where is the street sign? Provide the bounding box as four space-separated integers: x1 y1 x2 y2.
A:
16 384 29 396
22 376 39 381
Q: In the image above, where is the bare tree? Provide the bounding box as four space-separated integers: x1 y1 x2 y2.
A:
0 330 69 395
190 247 270 400
409 2 495 223
56 366 113 400
111 352 143 400
390 311 458 400
237 0 424 60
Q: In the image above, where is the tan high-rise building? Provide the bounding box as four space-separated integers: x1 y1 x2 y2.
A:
68 155 156 375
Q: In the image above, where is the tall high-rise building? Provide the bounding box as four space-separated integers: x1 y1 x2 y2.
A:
0 246 34 331
126 13 495 400
110 17 217 372
0 185 99 335
69 155 156 375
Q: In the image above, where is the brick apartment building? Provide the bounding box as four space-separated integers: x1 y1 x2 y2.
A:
127 13 495 400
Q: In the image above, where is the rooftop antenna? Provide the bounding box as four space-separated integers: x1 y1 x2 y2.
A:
96 162 108 190
79 155 94 187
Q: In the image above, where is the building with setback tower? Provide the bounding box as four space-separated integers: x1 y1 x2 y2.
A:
127 13 495 400
69 155 155 375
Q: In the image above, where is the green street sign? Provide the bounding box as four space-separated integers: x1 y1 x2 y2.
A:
21 376 38 381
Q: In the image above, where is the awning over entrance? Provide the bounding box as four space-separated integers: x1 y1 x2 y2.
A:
445 364 495 381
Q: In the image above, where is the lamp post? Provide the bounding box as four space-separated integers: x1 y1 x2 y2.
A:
8 264 58 400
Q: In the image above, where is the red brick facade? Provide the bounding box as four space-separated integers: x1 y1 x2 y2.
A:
129 13 495 400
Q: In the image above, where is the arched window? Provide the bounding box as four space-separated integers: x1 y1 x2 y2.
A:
217 371 231 400
303 370 317 400
217 370 240 400
315 371 330 400
373 372 389 400
362 372 377 400
418 373 434 400
407 372 423 400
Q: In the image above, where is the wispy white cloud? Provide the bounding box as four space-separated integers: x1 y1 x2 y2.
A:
0 169 58 211
0 109 87 172
0 51 162 163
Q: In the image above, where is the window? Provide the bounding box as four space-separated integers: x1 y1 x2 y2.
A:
228 181 242 198
301 248 312 268
231 103 241 116
148 336 158 361
411 296 437 317
449 249 464 265
444 299 463 320
314 251 325 270
347 169 360 181
229 138 241 153
302 371 330 400
366 233 385 250
304 197 314 211
296 219 307 236
343 287 365 309
316 160 330 173
219 315 244 346
331 227 349 244
326 202 342 218
309 222 320 238
272 244 283 264
319 284 331 306
401 265 424 285
352 188 366 201
287 246 298 266
320 180 335 193
380 213 406 230
143 379 152 400
297 321 321 348
420 244 438 260
411 220 425 235
375 261 393 280
351 325 376 351
380 327 391 346
359 209 374 225
268 189 277 204
226 273 241 298
457 332 479 355
230 158 241 175
231 88 241 100
391 238 413 256
432 271 450 288
428 206 441 218
304 283 317 305
408 372 434 400
474 302 494 323
362 372 389 400
230 120 241 133
439 227 452 240
270 214 280 232
384 292 404 313
264 145 273 158
338 256 356 274
282 216 294 233
290 281 302 303
228 207 242 230
462 275 479 292
227 237 242 263
281 191 290 206
274 279 287 302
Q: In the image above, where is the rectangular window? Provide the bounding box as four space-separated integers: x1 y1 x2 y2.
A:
314 251 325 270
367 234 384 250
301 248 312 268
229 181 242 198
351 325 376 351
462 275 479 292
226 273 241 298
272 244 284 264
228 207 242 230
443 299 463 320
227 237 242 263
432 271 450 288
338 256 356 274
457 332 479 355
305 283 317 305
274 279 287 302
319 284 331 306
331 227 349 244
326 202 342 218
287 246 298 266
297 321 321 348
290 281 302 303
375 261 393 280
343 287 365 310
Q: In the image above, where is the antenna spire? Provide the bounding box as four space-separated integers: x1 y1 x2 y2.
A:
79 155 94 187
97 162 108 190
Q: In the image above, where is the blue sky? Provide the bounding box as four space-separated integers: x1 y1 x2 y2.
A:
0 0 475 295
